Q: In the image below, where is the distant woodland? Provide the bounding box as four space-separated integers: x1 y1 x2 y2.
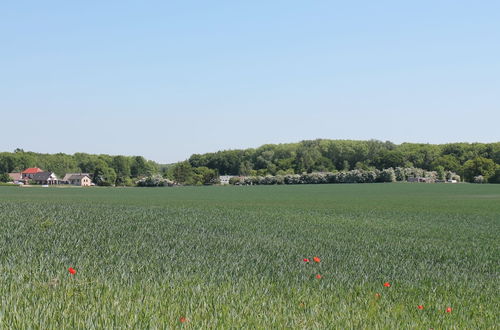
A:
187 140 500 183
1 140 500 185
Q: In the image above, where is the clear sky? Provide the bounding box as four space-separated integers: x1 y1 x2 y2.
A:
1 1 499 163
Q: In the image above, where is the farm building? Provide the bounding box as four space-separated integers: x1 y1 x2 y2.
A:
407 177 434 183
62 173 91 184
65 174 92 186
21 167 43 179
31 172 59 185
8 173 22 183
219 175 236 185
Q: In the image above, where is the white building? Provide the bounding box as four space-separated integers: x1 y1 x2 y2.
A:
219 175 236 185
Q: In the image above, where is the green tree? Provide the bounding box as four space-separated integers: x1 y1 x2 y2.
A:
131 156 153 177
488 165 500 183
432 155 462 173
170 161 194 184
193 167 219 185
93 161 117 186
296 144 321 173
112 156 131 185
435 166 445 180
238 161 253 176
0 173 10 183
463 157 496 182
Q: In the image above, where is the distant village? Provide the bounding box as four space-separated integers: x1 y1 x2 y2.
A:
8 168 93 186
6 168 461 187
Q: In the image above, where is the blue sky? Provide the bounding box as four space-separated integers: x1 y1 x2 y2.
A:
0 1 499 163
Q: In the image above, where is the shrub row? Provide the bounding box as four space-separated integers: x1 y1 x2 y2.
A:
229 168 461 185
136 175 174 187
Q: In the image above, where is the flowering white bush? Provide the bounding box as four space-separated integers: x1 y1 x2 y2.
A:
230 167 460 185
136 175 174 187
473 175 485 184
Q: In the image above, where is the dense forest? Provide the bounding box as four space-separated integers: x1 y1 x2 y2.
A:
187 139 500 183
1 140 500 185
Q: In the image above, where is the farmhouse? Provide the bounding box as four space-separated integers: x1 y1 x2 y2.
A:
407 177 434 183
220 175 236 185
8 173 22 183
31 172 59 185
65 174 92 186
21 167 43 179
62 173 91 184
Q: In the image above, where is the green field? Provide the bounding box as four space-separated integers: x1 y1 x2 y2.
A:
0 184 499 328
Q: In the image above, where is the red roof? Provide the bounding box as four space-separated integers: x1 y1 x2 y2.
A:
22 167 44 174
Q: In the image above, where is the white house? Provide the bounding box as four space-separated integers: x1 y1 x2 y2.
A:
219 175 236 185
63 173 92 186
31 172 59 185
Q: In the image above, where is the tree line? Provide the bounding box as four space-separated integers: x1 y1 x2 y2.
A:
2 139 500 185
186 140 500 183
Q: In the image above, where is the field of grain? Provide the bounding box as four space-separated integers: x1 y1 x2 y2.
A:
0 184 499 328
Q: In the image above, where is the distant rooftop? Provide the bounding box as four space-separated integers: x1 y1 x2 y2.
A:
22 167 43 174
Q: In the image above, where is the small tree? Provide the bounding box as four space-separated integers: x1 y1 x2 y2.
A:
229 176 242 185
463 157 496 182
170 161 194 184
377 168 396 182
488 166 500 183
93 166 117 186
193 167 219 185
0 173 10 183
435 166 445 180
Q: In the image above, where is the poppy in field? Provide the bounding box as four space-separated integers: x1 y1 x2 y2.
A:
68 267 76 275
315 274 322 279
446 307 452 313
383 282 391 287
313 257 321 263
417 305 424 310
303 258 310 263
180 317 188 323
375 293 381 298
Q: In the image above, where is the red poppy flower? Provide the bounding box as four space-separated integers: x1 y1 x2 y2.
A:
303 258 310 263
180 317 188 323
68 267 76 275
383 282 391 287
315 274 322 279
313 257 321 263
446 307 452 313
417 305 424 310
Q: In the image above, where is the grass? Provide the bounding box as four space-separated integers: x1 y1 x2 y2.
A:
0 184 499 328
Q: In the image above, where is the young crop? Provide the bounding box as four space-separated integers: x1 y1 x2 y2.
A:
0 184 498 328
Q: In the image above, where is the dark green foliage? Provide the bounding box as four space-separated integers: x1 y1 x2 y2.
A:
93 165 117 186
463 157 496 182
167 162 219 185
487 165 500 183
0 173 10 183
169 161 194 184
193 167 219 185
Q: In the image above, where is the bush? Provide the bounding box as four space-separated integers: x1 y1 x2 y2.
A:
233 167 451 186
0 173 10 183
137 175 174 187
229 177 242 185
488 166 500 184
378 168 396 183
473 175 485 184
